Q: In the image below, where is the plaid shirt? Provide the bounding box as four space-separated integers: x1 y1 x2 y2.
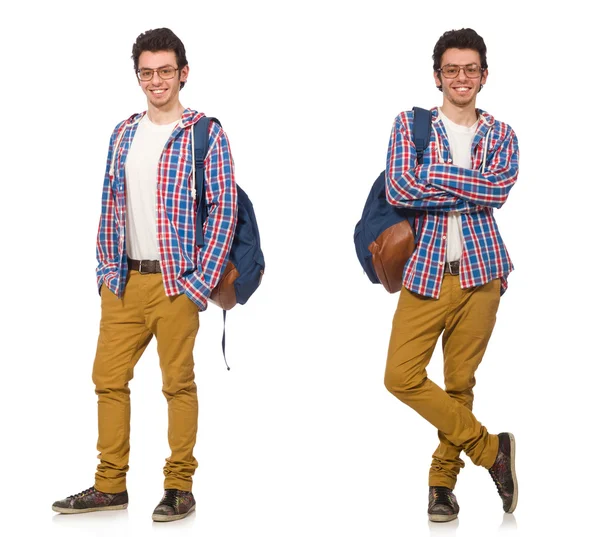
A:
96 109 237 310
385 108 519 298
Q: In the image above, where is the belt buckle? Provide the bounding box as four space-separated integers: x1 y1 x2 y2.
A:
447 261 459 276
138 260 149 275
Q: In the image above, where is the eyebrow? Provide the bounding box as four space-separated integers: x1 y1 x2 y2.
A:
138 64 176 70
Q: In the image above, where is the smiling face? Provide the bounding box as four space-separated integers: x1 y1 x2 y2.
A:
434 48 487 109
137 50 188 111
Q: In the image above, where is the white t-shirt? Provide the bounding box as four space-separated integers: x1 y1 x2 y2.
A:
124 115 179 260
438 108 478 263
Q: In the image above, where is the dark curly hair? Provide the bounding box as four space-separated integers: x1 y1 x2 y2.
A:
433 28 488 71
132 28 188 90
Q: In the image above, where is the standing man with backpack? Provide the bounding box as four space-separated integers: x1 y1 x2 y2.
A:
383 28 519 522
52 28 237 522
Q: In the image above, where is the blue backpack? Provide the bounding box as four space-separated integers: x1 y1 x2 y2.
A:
353 107 432 293
193 116 265 310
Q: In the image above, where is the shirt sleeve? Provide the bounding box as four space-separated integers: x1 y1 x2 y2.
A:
385 115 481 213
423 127 519 208
194 121 238 300
95 126 121 292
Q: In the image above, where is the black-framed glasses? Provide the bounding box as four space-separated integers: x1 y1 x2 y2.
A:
437 64 484 79
136 66 179 81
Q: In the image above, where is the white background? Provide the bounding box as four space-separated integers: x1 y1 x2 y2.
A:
1 0 598 536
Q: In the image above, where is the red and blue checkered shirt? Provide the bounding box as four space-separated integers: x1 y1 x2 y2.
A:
96 109 237 310
385 108 519 298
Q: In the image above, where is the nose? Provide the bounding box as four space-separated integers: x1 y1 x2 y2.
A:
151 70 162 85
456 67 468 81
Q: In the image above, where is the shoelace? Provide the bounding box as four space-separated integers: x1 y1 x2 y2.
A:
67 487 95 500
432 487 454 507
489 464 503 495
160 489 180 508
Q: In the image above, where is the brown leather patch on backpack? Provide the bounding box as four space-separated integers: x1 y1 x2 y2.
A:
368 220 415 293
209 261 240 311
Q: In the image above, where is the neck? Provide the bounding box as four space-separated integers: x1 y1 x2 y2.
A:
440 101 478 126
146 101 185 124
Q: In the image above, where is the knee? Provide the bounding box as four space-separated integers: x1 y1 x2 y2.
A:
383 370 397 395
444 372 476 397
161 373 197 400
92 363 131 394
384 362 423 397
91 362 106 390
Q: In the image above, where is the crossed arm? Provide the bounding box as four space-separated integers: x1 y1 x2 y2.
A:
385 115 519 212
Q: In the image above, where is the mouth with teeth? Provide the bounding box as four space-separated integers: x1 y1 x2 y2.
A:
150 89 166 95
452 86 472 94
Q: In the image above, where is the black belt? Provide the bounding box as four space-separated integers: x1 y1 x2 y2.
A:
127 258 161 274
444 260 460 275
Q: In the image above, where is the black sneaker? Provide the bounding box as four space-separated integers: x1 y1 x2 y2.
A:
489 432 518 513
428 486 459 522
152 489 196 522
52 486 128 514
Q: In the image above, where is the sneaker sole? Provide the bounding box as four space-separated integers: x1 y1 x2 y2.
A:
506 432 518 514
428 513 458 523
52 504 128 514
152 504 196 522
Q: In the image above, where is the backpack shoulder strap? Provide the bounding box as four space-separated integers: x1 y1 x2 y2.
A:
193 116 221 246
411 107 432 165
193 116 222 192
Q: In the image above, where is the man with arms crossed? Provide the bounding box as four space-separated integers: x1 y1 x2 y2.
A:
52 28 237 522
384 28 518 522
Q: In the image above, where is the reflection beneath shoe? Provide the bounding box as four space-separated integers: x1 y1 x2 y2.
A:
499 513 518 531
52 508 129 527
428 517 459 536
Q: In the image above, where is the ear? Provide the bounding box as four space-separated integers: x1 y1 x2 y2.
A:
180 65 189 84
481 68 488 86
433 70 442 91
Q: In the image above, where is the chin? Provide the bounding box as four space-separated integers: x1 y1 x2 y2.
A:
449 95 475 107
149 98 170 108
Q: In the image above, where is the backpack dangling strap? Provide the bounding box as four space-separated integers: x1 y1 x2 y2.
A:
222 310 230 371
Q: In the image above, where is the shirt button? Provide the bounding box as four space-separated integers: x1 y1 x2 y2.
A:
442 235 447 240
439 262 443 266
